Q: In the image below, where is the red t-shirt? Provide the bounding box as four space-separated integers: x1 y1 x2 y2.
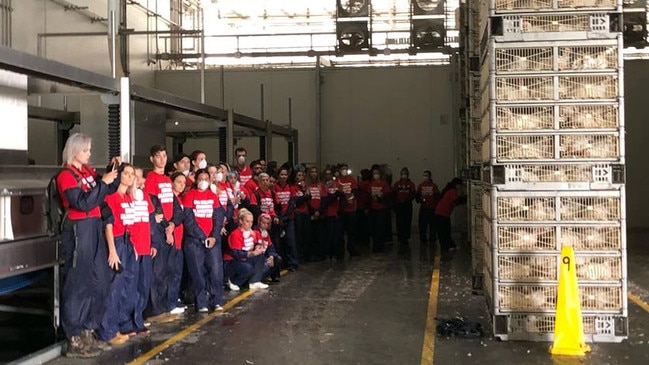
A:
393 179 416 204
182 188 220 237
129 191 154 255
144 171 174 220
56 165 102 220
217 182 230 207
338 175 358 212
324 180 341 217
243 179 260 205
224 228 257 261
293 183 309 214
104 191 133 237
256 229 273 249
308 183 326 211
237 166 253 185
274 183 295 216
418 180 440 210
258 188 276 216
435 188 459 217
368 180 390 210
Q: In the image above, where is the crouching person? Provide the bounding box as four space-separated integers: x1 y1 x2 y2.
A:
257 213 283 283
224 209 269 291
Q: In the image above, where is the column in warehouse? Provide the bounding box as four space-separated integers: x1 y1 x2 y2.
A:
476 0 628 341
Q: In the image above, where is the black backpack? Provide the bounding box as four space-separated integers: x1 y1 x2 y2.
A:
45 168 81 237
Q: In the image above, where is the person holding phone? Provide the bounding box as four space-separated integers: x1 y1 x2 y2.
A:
56 133 120 358
181 169 226 312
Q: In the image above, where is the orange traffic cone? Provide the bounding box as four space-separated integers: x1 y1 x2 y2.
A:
549 246 591 356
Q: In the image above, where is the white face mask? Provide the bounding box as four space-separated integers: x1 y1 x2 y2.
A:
373 174 380 180
237 156 246 165
197 180 210 191
198 159 207 169
261 230 269 238
133 188 144 201
215 172 224 182
340 170 348 177
182 169 190 177
401 174 408 179
210 183 217 194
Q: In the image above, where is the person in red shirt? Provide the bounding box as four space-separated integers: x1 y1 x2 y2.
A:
241 160 264 223
392 167 416 251
182 169 226 312
256 213 283 282
368 168 391 253
416 170 440 244
96 164 137 346
224 209 269 290
144 145 183 323
292 168 311 262
307 166 327 261
169 172 188 315
56 133 119 358
434 178 467 251
273 166 299 271
120 166 162 337
337 163 360 258
234 147 253 185
322 167 344 260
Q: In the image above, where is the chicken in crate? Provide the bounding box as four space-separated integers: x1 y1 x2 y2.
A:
496 106 554 131
559 196 621 221
497 196 556 221
497 225 556 251
559 75 618 100
559 134 620 159
495 47 553 72
558 45 618 71
497 254 558 281
506 13 611 33
496 77 554 101
575 256 622 281
559 104 619 129
495 135 554 160
493 0 615 12
560 225 622 251
496 284 623 312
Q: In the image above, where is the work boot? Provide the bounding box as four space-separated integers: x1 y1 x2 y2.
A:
80 329 111 351
65 335 100 358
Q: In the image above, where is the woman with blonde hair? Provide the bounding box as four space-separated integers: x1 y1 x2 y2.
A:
223 209 269 290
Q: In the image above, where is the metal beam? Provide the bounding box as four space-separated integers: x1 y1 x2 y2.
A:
130 84 228 120
28 105 80 123
0 45 119 92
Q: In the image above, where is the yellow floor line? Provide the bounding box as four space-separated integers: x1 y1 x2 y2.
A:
628 292 649 314
420 253 441 365
127 269 289 365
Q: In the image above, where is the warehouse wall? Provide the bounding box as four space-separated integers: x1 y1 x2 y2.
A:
623 60 649 229
155 66 457 185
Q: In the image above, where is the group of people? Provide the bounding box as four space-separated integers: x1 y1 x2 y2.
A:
55 132 466 358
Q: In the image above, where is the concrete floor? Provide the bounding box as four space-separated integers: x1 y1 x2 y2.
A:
43 230 649 365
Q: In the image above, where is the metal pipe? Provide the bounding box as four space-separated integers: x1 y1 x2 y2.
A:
227 109 234 164
220 65 225 108
315 56 322 169
8 0 12 47
200 9 205 103
288 97 292 129
260 83 264 123
110 10 116 78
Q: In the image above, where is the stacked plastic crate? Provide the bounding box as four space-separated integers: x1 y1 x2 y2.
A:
478 0 628 342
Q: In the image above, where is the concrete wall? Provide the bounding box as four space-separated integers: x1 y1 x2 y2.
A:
155 66 457 185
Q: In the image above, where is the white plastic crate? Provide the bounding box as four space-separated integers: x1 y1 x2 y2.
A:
497 314 627 343
496 163 622 186
495 135 555 160
493 254 622 282
560 134 619 159
560 196 621 221
497 225 557 251
502 13 610 34
496 77 554 101
496 284 623 312
497 196 556 221
558 45 618 71
495 106 554 131
559 75 618 100
492 0 615 12
559 104 619 129
560 225 622 251
495 47 553 72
